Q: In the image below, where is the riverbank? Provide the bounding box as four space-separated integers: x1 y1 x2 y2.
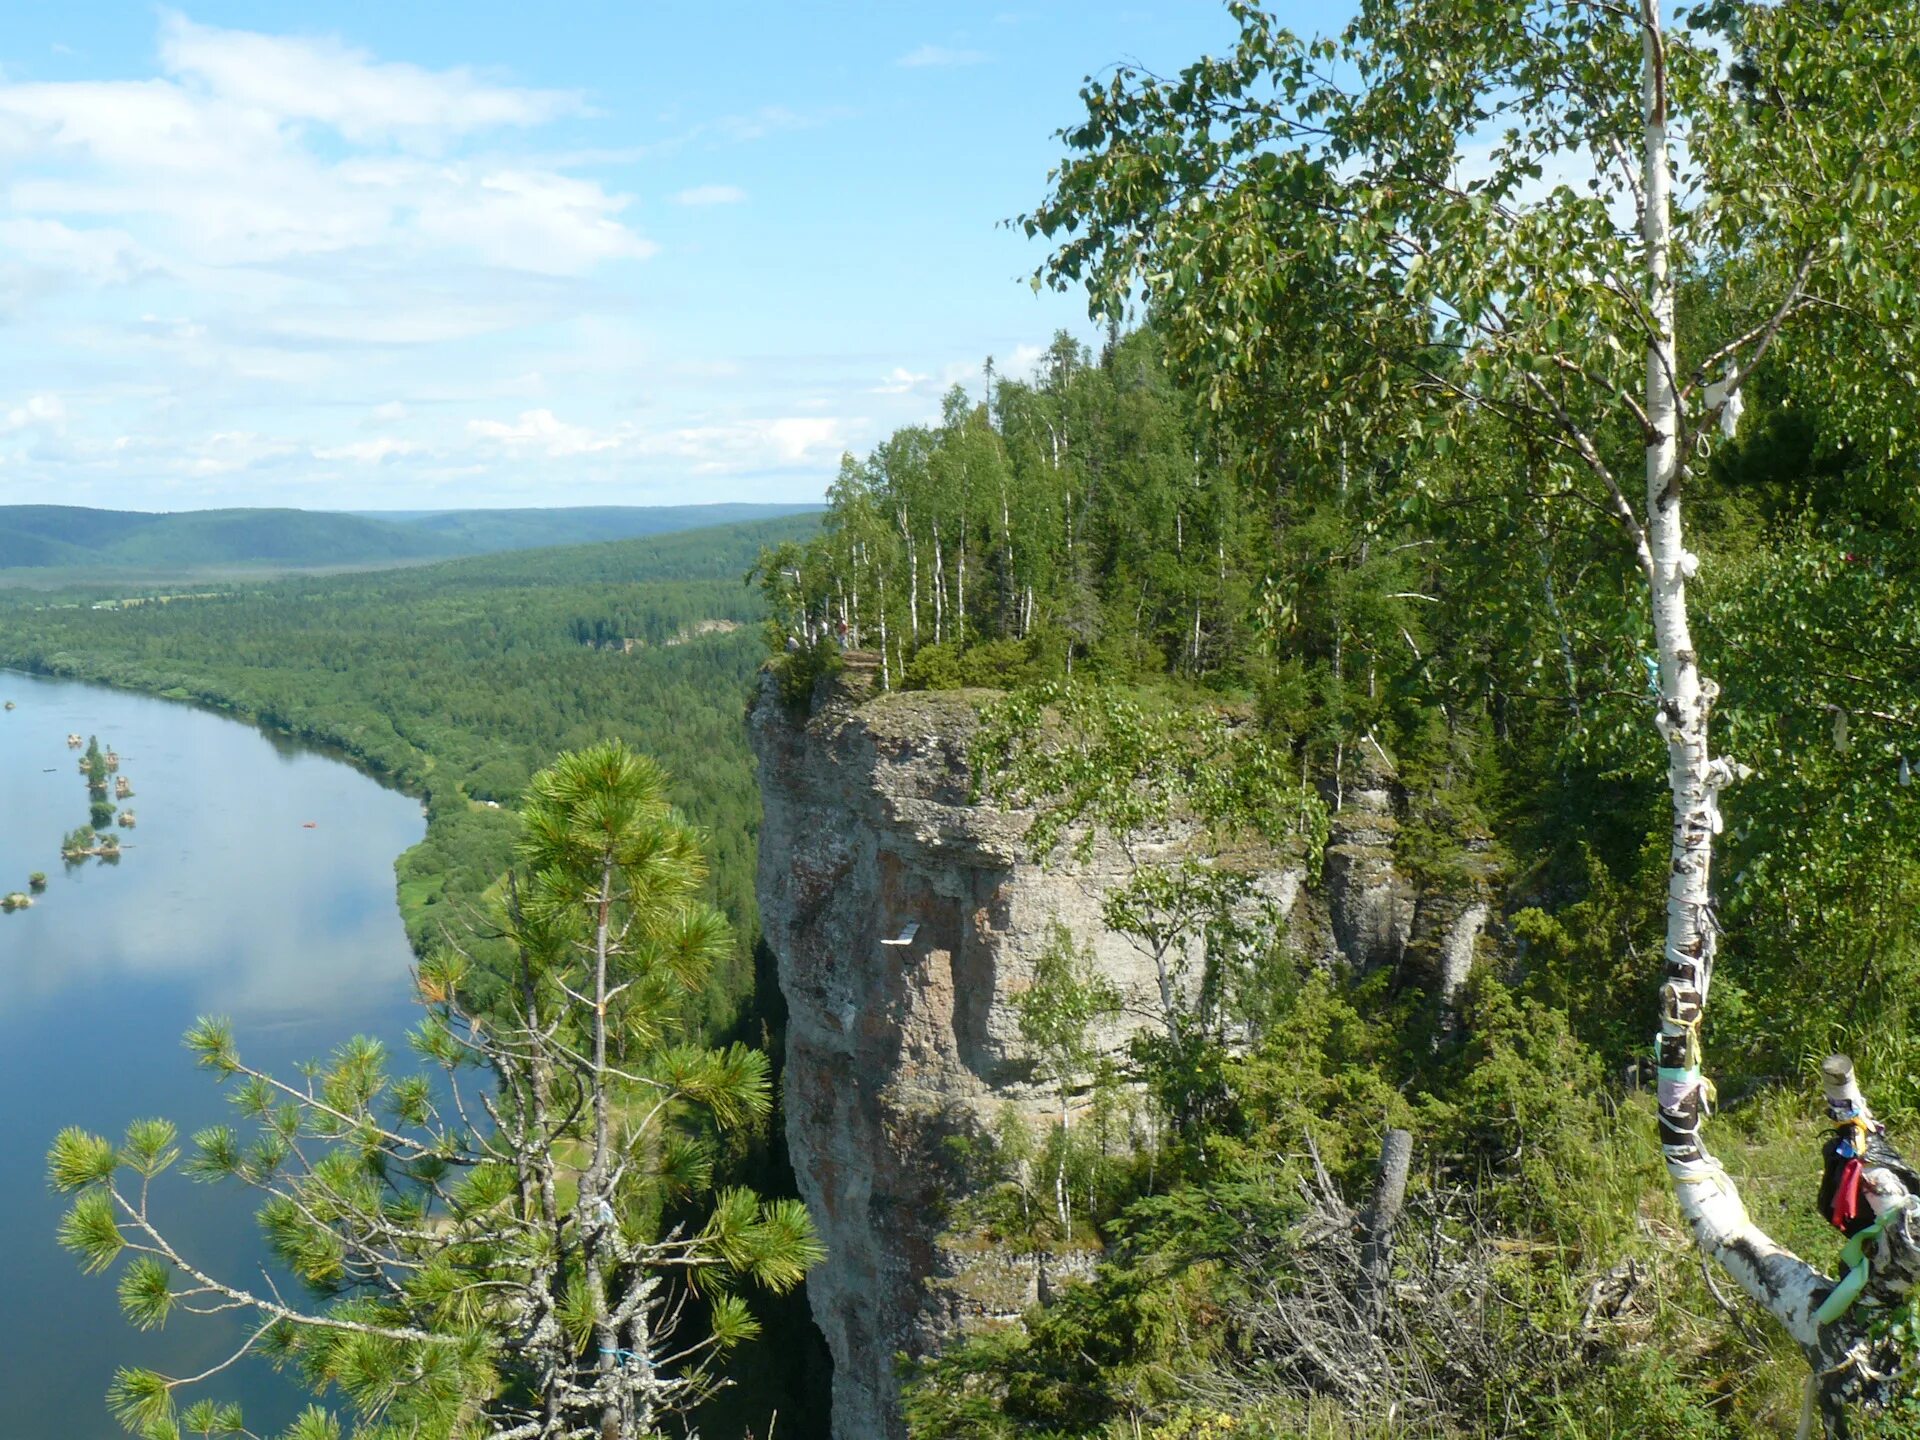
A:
0 667 429 1434
0 519 795 1027
0 522 816 1427
5 657 477 956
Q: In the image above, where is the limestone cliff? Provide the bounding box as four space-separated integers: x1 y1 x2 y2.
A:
749 666 1490 1439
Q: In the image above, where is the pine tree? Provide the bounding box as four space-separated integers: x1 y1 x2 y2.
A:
50 740 822 1440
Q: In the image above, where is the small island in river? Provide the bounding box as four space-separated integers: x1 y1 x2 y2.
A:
61 827 121 860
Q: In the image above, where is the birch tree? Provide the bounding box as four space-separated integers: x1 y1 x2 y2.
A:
1015 921 1122 1230
1022 0 1920 1419
51 741 822 1440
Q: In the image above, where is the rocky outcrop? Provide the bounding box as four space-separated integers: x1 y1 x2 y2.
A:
749 665 1490 1439
1321 739 1415 973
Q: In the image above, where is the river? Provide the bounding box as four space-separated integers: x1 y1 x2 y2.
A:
0 668 428 1436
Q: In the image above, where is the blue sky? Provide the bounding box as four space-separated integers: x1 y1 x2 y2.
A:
0 2 1294 512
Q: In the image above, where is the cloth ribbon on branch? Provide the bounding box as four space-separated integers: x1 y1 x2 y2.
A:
1814 1196 1914 1326
1818 1114 1920 1238
1819 1118 1871 1236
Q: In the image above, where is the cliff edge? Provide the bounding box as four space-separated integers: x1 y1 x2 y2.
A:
749 665 1489 1438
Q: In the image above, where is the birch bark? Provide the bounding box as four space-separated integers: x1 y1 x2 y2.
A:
1638 0 1828 1345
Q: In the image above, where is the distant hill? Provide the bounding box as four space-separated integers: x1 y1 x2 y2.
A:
0 503 820 578
369 504 819 553
0 506 449 573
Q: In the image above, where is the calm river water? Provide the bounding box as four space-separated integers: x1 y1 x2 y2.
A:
0 669 427 1436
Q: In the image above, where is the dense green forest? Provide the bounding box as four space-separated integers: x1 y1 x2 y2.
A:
373 503 819 556
0 502 817 578
752 3 1920 1426
773 366 1919 1434
0 515 815 1022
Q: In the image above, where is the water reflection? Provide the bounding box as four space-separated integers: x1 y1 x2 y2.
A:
0 669 427 1436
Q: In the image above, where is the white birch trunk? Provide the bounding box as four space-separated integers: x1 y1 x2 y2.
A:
877 571 891 690
1056 1092 1071 1231
849 541 861 647
932 522 945 646
1638 0 1828 1346
898 507 920 644
1002 488 1017 633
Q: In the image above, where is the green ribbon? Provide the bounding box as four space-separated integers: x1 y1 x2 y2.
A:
1815 1198 1912 1326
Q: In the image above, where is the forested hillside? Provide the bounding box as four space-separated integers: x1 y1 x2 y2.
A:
383 502 819 554
0 502 818 579
0 516 815 1023
0 505 450 571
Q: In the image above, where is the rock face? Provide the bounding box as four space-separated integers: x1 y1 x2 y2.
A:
1321 739 1416 973
749 667 1487 1439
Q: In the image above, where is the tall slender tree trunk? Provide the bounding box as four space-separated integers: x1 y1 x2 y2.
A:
877 571 891 690
1056 1091 1071 1231
932 522 946 646
956 522 968 648
1002 487 1017 634
1637 0 1823 1342
848 542 861 646
899 507 920 643
585 862 622 1435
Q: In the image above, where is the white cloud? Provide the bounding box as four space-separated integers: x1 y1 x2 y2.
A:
38 427 300 477
314 437 421 463
871 366 931 395
0 218 163 285
468 407 625 457
897 44 989 68
763 417 847 462
711 106 818 143
157 13 580 146
181 430 299 475
0 15 880 508
1002 342 1047 380
463 408 855 473
671 183 747 207
639 416 853 472
0 25 650 276
404 166 657 273
671 358 742 380
2 394 66 432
